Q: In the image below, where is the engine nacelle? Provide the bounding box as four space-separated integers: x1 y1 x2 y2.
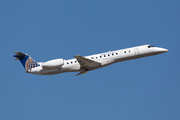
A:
42 58 64 69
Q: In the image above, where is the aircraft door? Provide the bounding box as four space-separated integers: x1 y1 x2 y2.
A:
134 48 139 55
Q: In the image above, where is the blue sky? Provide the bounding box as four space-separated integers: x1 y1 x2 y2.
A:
0 0 179 120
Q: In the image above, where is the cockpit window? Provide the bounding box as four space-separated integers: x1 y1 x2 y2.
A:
148 45 154 48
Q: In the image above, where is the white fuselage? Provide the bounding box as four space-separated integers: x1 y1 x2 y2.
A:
27 45 168 75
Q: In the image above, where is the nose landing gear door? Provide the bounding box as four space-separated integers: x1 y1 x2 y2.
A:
134 48 139 56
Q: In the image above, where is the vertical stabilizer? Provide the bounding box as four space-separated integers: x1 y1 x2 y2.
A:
13 52 40 71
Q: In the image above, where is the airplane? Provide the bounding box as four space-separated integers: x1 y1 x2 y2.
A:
13 44 168 76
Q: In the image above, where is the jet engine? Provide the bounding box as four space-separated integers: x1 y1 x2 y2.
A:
42 58 64 69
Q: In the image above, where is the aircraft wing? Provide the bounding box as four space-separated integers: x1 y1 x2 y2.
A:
74 55 101 69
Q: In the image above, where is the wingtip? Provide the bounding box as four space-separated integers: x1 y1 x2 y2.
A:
76 72 82 76
75 71 88 76
74 55 80 57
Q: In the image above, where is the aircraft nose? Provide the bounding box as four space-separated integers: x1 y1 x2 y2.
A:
154 47 168 53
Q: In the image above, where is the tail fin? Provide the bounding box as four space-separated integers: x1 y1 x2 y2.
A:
13 52 40 71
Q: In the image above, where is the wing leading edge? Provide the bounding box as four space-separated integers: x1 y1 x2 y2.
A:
74 55 101 76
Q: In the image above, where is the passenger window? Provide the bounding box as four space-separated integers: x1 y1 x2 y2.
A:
112 53 114 55
100 56 102 58
71 61 73 63
108 54 110 56
116 53 118 55
104 55 106 57
75 61 77 63
67 62 69 64
124 51 126 53
92 57 94 59
96 57 98 59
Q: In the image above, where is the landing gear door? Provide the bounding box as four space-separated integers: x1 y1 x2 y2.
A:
134 48 139 55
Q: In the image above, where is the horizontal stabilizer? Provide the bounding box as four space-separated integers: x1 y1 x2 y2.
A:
13 52 26 60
